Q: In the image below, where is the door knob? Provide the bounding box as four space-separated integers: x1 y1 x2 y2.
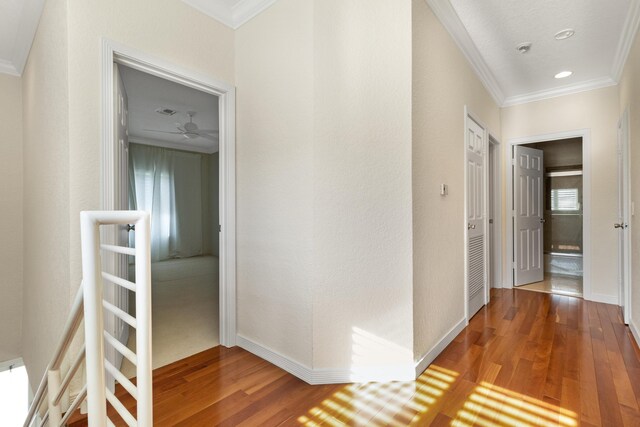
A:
468 223 476 230
614 223 627 229
540 218 546 224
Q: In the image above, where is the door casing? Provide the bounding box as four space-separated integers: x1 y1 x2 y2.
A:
617 108 632 324
101 39 237 347
505 129 591 300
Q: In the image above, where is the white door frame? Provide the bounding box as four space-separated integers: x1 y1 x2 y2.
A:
100 39 237 347
464 107 501 321
505 129 591 301
618 108 632 324
488 135 503 291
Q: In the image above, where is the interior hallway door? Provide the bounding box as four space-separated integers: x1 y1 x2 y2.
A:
513 145 544 286
466 117 486 318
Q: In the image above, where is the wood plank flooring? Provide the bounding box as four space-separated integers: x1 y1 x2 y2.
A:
69 289 640 426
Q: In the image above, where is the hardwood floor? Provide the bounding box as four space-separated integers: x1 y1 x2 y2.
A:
518 274 583 298
69 289 640 426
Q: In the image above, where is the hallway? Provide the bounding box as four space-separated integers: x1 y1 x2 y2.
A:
70 289 640 426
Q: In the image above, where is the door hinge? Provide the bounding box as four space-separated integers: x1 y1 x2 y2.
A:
219 224 222 232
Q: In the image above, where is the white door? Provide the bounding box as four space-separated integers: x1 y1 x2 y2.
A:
513 145 544 286
466 118 486 318
617 110 631 324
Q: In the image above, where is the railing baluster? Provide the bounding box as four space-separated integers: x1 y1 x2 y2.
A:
53 345 85 406
58 385 87 427
104 330 137 366
81 212 108 426
106 388 137 427
47 369 62 426
23 211 152 427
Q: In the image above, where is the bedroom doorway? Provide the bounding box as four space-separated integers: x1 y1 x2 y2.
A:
507 133 589 298
100 41 237 379
117 64 222 376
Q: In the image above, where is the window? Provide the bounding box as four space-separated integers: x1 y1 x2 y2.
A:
0 364 28 425
551 188 580 211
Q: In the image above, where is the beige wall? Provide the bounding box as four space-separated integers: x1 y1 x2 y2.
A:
619 26 640 331
235 0 314 367
21 0 71 386
0 73 23 363
312 0 414 371
236 0 414 372
501 86 620 301
412 0 501 360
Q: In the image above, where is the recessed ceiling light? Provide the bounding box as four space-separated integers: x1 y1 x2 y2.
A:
554 71 573 79
555 29 575 40
516 42 532 54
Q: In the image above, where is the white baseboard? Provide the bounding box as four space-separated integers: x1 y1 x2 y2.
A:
236 335 314 383
629 319 640 348
236 335 415 385
414 317 466 377
588 293 619 305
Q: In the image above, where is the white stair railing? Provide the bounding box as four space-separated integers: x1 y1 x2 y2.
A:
23 211 152 427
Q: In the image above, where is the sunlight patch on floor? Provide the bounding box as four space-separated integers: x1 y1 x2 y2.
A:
297 365 458 426
452 382 578 427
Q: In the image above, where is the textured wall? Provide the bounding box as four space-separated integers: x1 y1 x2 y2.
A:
21 0 71 388
501 86 620 301
0 73 23 363
412 0 501 361
235 0 314 367
312 0 414 373
236 0 414 373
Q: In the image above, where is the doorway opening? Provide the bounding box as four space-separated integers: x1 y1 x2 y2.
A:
510 136 585 298
117 64 222 376
100 40 237 383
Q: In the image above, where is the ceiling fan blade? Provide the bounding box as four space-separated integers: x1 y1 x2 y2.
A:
197 133 217 141
143 129 184 135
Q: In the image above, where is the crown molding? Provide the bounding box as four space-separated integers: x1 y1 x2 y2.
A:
502 76 617 107
425 0 505 106
0 0 45 77
181 0 278 29
612 0 640 82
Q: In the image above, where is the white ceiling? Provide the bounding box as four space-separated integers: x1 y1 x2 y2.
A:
430 0 640 106
4 0 640 109
0 0 44 76
119 65 220 154
181 0 278 29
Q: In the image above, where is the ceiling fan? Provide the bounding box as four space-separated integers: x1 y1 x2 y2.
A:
145 111 219 141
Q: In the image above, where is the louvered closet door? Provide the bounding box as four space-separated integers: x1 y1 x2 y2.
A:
466 118 486 318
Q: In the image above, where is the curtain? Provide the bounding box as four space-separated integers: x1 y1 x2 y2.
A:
129 144 203 261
